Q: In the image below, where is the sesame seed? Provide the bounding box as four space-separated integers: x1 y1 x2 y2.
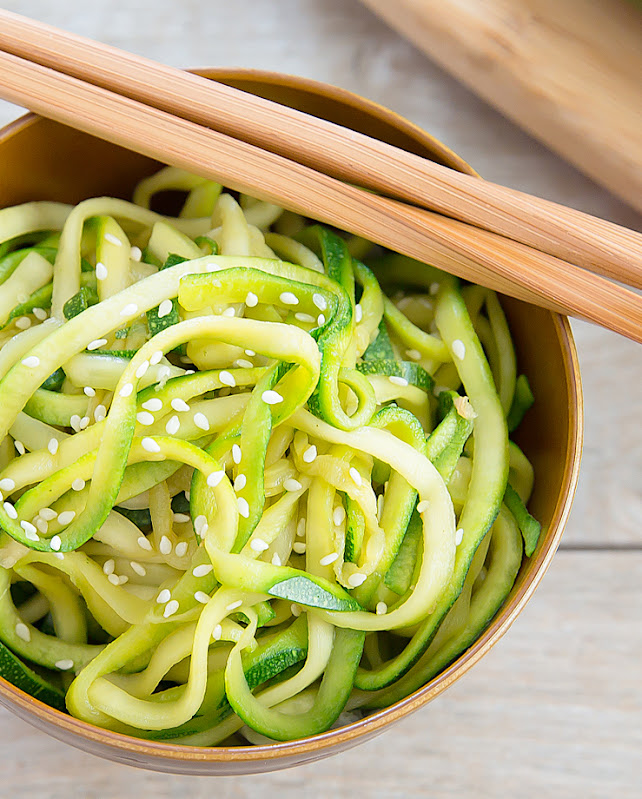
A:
389 375 409 387
320 552 339 566
207 470 225 488
70 414 82 432
159 535 172 555
141 398 162 413
193 564 213 578
297 517 306 537
237 497 250 518
245 349 256 357
280 291 299 306
15 622 31 642
212 624 223 640
455 527 464 546
291 603 302 617
171 398 190 412
83 386 96 397
292 542 306 554
105 233 122 246
50 535 62 551
15 317 31 330
417 500 430 514
313 293 327 311
142 438 161 453
194 591 210 604
20 520 37 535
101 559 115 577
35 518 48 534
283 478 302 492
173 513 190 523
137 536 152 551
175 540 189 557
262 390 283 405
234 473 247 491
317 314 326 326
226 600 243 611
108 573 120 586
130 246 142 261
39 508 57 521
429 282 440 295
57 511 75 526
55 659 74 671
21 356 40 368
79 416 90 430
295 312 315 324
150 349 164 365
14 441 25 455
156 589 171 604
137 411 155 426
406 349 422 361
333 506 346 526
232 444 242 464
245 291 258 307
194 412 210 431
95 262 108 280
3 502 17 519
222 307 236 318
348 573 367 588
349 467 362 487
25 529 39 542
33 307 48 321
250 538 269 552
452 339 466 360
157 299 173 318
194 515 208 536
119 382 134 398
120 302 139 317
135 360 150 379
166 415 180 435
355 304 363 323
302 445 317 463
0 478 15 492
94 405 107 422
271 553 282 566
219 370 236 387
157 365 172 382
235 358 254 369
163 600 179 618
376 602 388 615
87 338 107 351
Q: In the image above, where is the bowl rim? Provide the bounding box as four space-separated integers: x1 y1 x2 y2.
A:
0 67 583 764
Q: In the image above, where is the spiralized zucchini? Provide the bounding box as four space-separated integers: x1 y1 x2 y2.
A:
0 169 540 745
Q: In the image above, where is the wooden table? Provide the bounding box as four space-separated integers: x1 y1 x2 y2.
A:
0 1 640 796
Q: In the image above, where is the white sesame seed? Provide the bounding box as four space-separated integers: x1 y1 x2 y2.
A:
237 497 250 518
194 591 210 604
119 574 130 585
455 527 464 546
0 478 15 492
70 414 82 432
245 291 258 307
232 444 242 464
50 535 62 551
194 515 208 536
55 659 74 671
219 370 236 387
15 317 31 330
3 502 17 519
349 467 362 487
35 517 48 533
376 602 388 615
83 386 96 397
291 603 302 617
302 444 317 463
87 338 107 351
119 382 134 398
250 538 269 552
207 470 225 488
348 573 367 588
173 513 190 523
406 349 422 361
150 349 164 365
57 511 75 526
79 416 90 430
105 233 122 246
137 535 152 551
171 398 190 412
14 441 25 455
137 411 155 426
226 600 243 611
429 282 440 295
157 299 173 318
157 365 172 382
234 474 247 491
25 529 39 542
194 412 210 431
389 375 409 387
159 535 172 555
120 302 139 317
271 553 282 566
20 520 37 535
103 559 115 575
417 500 430 514
142 398 163 412
166 415 180 435
130 246 142 261
292 542 306 554
313 293 327 311
163 599 179 618
212 624 223 640
452 339 466 360
21 356 40 368
142 438 161 453
317 314 326 326
333 506 346 526
192 564 213 579
295 312 315 323
355 304 363 323
262 390 283 405
94 404 107 422
33 307 48 321
156 589 171 604
283 478 302 492
320 552 339 566
107 573 120 586
245 349 256 357
235 358 254 369
95 261 108 280
280 291 299 306
135 360 150 379
39 508 57 521
222 307 236 317
15 622 31 642
297 517 306 537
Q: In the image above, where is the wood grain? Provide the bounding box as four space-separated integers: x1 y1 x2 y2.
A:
360 0 642 213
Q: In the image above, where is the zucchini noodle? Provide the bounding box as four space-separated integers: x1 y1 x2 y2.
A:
0 167 541 745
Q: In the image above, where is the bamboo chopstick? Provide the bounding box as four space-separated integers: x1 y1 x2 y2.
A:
0 8 640 291
0 49 641 342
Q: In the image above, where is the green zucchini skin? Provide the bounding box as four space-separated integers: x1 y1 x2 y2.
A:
0 639 66 712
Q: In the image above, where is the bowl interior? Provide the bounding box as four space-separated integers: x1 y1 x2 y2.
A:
0 69 581 774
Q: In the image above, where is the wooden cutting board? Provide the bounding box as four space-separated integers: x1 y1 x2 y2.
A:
359 0 642 213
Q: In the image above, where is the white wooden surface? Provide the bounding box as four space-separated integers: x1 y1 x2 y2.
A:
0 0 640 795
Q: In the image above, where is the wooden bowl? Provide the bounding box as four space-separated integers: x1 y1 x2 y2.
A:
0 69 583 775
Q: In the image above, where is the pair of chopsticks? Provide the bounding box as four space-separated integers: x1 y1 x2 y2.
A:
0 11 640 343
